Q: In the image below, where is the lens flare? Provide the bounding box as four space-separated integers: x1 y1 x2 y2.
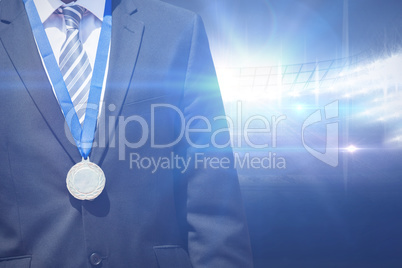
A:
217 50 402 148
346 145 357 153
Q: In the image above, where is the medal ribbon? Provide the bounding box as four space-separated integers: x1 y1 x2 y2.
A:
23 0 112 159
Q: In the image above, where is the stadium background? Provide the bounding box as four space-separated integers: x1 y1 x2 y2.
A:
164 0 402 266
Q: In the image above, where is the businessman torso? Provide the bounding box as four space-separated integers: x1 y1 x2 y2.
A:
0 0 253 267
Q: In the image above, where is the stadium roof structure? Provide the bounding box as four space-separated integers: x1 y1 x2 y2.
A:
217 53 369 103
217 51 402 148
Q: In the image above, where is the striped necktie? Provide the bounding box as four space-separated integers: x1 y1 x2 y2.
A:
59 5 92 125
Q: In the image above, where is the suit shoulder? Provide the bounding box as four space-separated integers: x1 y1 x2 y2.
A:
134 0 199 26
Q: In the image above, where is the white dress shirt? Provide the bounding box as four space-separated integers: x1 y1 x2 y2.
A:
33 0 108 115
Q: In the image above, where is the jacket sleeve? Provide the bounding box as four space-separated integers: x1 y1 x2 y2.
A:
174 14 254 268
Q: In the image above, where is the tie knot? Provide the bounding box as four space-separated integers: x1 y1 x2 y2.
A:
60 5 86 30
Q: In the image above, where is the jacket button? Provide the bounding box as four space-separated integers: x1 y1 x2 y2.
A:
89 253 102 266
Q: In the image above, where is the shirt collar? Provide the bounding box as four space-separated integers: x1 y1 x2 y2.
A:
33 0 106 23
78 0 106 21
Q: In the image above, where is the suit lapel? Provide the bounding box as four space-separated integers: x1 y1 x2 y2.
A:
91 0 144 165
0 0 81 163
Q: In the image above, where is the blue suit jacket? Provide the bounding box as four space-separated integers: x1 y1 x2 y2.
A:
0 0 253 267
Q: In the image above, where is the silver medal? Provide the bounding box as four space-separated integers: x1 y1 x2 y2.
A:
66 158 106 200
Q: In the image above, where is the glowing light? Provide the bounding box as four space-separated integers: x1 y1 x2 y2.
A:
346 145 358 153
291 92 300 97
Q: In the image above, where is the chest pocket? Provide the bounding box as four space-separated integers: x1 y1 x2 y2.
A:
0 256 31 268
153 246 192 268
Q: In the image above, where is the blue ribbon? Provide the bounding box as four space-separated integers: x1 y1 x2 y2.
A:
23 0 112 159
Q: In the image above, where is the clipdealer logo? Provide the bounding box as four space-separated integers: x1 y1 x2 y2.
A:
302 100 339 167
64 100 340 171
